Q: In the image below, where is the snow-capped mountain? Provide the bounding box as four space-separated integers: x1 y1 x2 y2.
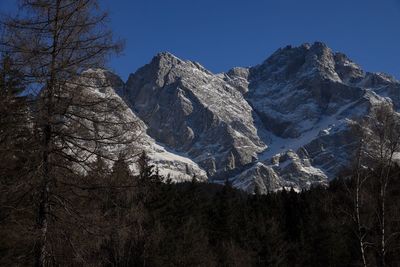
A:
87 42 400 193
70 68 208 182
239 42 398 192
123 52 266 177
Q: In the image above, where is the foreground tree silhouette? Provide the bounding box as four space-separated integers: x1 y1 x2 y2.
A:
0 1 134 265
363 104 400 267
349 103 400 267
0 52 40 265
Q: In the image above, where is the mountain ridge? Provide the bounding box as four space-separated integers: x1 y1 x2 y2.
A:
89 42 399 193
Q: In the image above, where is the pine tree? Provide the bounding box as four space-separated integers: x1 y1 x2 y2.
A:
138 151 156 182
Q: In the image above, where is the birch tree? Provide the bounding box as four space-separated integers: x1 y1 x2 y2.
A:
350 103 400 267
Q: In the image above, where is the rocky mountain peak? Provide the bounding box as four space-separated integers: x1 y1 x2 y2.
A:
305 42 338 79
309 41 329 52
250 42 334 83
251 42 367 84
123 51 266 178
87 42 400 193
153 51 183 67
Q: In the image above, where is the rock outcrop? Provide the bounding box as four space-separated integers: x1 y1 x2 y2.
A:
84 42 400 193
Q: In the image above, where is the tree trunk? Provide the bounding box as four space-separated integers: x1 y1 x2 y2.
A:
355 142 368 267
36 125 51 267
36 1 61 264
356 182 367 267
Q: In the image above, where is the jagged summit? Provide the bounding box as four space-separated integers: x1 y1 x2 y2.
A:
80 42 400 193
252 42 356 84
124 49 266 178
155 51 178 58
152 51 211 73
152 51 183 67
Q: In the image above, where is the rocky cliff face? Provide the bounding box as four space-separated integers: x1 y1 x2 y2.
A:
239 42 397 192
89 42 400 193
123 52 266 178
73 68 208 182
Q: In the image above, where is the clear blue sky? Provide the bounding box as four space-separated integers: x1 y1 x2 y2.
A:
1 0 400 80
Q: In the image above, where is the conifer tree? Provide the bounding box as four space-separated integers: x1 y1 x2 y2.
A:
0 1 134 265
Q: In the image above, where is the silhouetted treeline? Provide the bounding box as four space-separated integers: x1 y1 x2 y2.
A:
2 149 399 266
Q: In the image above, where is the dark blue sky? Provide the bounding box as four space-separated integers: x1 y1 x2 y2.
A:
1 0 400 80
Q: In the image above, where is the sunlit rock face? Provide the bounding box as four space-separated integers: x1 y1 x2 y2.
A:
123 52 265 178
100 42 400 193
78 68 208 183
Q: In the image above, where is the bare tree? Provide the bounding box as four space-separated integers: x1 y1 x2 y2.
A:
346 123 371 267
363 103 400 267
349 103 400 267
0 1 140 265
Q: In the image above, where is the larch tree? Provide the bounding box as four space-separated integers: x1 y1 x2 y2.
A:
0 1 139 265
